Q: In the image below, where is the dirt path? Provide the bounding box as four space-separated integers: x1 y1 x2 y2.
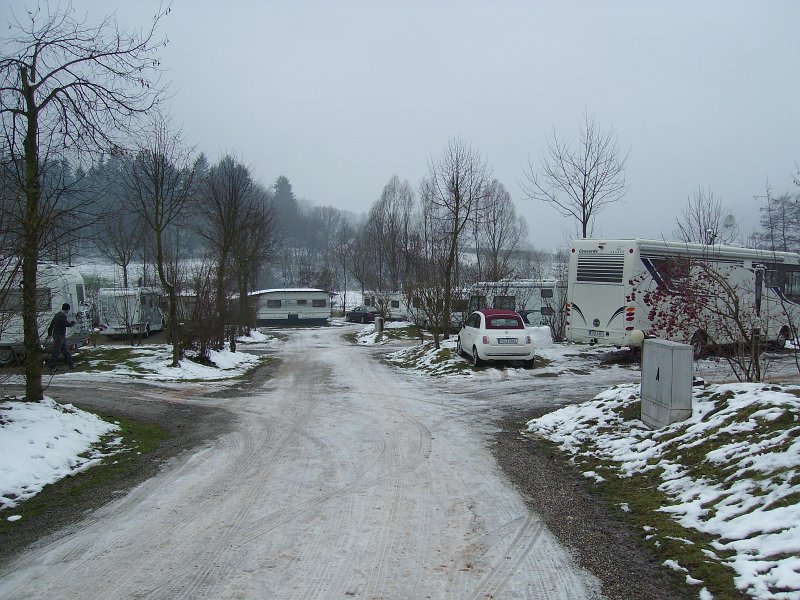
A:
0 328 611 599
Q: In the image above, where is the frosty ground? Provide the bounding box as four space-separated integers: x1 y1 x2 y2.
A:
0 322 798 599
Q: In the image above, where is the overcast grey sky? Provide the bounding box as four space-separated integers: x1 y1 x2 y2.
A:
5 1 799 249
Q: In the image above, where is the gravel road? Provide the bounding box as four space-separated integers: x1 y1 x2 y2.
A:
0 328 688 599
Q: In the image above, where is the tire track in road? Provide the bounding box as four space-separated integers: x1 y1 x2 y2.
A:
465 514 546 600
166 363 330 600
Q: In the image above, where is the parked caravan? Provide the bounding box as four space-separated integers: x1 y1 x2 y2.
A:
96 287 165 338
469 279 565 326
566 238 800 356
252 288 331 326
362 292 412 321
0 262 91 366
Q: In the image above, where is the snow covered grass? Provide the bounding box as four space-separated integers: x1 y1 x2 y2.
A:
527 382 800 599
384 337 475 376
350 320 425 346
63 341 265 382
0 398 123 511
384 326 559 377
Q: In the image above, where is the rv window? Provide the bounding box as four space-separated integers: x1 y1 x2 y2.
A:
3 288 54 312
766 265 800 301
391 300 400 308
541 306 554 316
493 295 515 310
312 299 326 307
76 284 86 304
650 256 690 287
297 299 308 305
468 294 486 313
452 298 468 311
540 288 554 299
267 299 281 308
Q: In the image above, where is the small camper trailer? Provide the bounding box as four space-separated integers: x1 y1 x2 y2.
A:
96 287 166 338
0 262 91 366
252 288 331 326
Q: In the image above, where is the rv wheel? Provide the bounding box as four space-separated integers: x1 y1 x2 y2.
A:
774 327 790 352
691 332 708 360
0 347 16 367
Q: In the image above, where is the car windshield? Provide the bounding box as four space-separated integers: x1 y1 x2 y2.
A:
486 316 524 329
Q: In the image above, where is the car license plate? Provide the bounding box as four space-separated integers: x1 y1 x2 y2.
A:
588 329 604 336
497 338 518 344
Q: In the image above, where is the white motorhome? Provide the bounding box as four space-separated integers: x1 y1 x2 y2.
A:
0 262 91 366
468 279 565 326
96 287 165 338
362 292 412 321
252 288 331 326
566 238 800 356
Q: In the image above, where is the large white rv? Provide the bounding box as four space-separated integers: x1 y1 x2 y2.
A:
0 262 91 366
252 288 331 326
566 239 800 356
96 287 165 338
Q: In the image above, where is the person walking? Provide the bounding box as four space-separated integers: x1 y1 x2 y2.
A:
46 303 76 371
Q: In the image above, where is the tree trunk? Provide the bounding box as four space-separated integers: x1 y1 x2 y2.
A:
22 70 44 401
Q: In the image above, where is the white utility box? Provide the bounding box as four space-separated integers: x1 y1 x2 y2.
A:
640 339 692 429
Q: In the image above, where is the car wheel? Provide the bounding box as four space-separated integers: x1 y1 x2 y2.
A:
523 357 535 369
471 346 482 367
0 346 15 367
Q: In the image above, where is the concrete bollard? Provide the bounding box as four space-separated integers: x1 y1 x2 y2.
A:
375 316 384 333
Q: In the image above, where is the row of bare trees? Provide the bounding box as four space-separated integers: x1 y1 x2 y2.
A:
0 4 281 400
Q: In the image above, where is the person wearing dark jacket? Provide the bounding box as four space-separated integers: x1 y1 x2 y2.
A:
47 303 76 371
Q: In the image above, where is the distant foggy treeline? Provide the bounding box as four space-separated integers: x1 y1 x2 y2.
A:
1 149 555 298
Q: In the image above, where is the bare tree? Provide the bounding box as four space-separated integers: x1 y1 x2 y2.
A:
420 139 489 333
366 176 414 292
196 155 261 349
0 3 168 400
673 186 731 244
332 221 355 314
753 182 800 253
229 184 277 333
94 211 145 288
523 112 628 238
123 115 198 367
473 179 527 281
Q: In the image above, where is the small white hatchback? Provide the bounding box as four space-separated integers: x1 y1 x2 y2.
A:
457 309 535 368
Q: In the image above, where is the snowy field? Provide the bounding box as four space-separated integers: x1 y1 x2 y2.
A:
1 321 799 598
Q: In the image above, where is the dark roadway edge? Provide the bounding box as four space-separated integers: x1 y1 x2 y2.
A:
492 406 690 600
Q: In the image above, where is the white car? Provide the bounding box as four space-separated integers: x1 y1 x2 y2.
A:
457 309 535 368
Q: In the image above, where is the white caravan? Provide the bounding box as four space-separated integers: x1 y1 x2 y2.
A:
362 292 412 321
468 279 565 326
252 288 331 326
96 287 165 338
566 238 800 355
0 262 91 366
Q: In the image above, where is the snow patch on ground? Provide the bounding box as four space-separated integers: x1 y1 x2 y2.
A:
0 398 121 511
527 382 800 599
